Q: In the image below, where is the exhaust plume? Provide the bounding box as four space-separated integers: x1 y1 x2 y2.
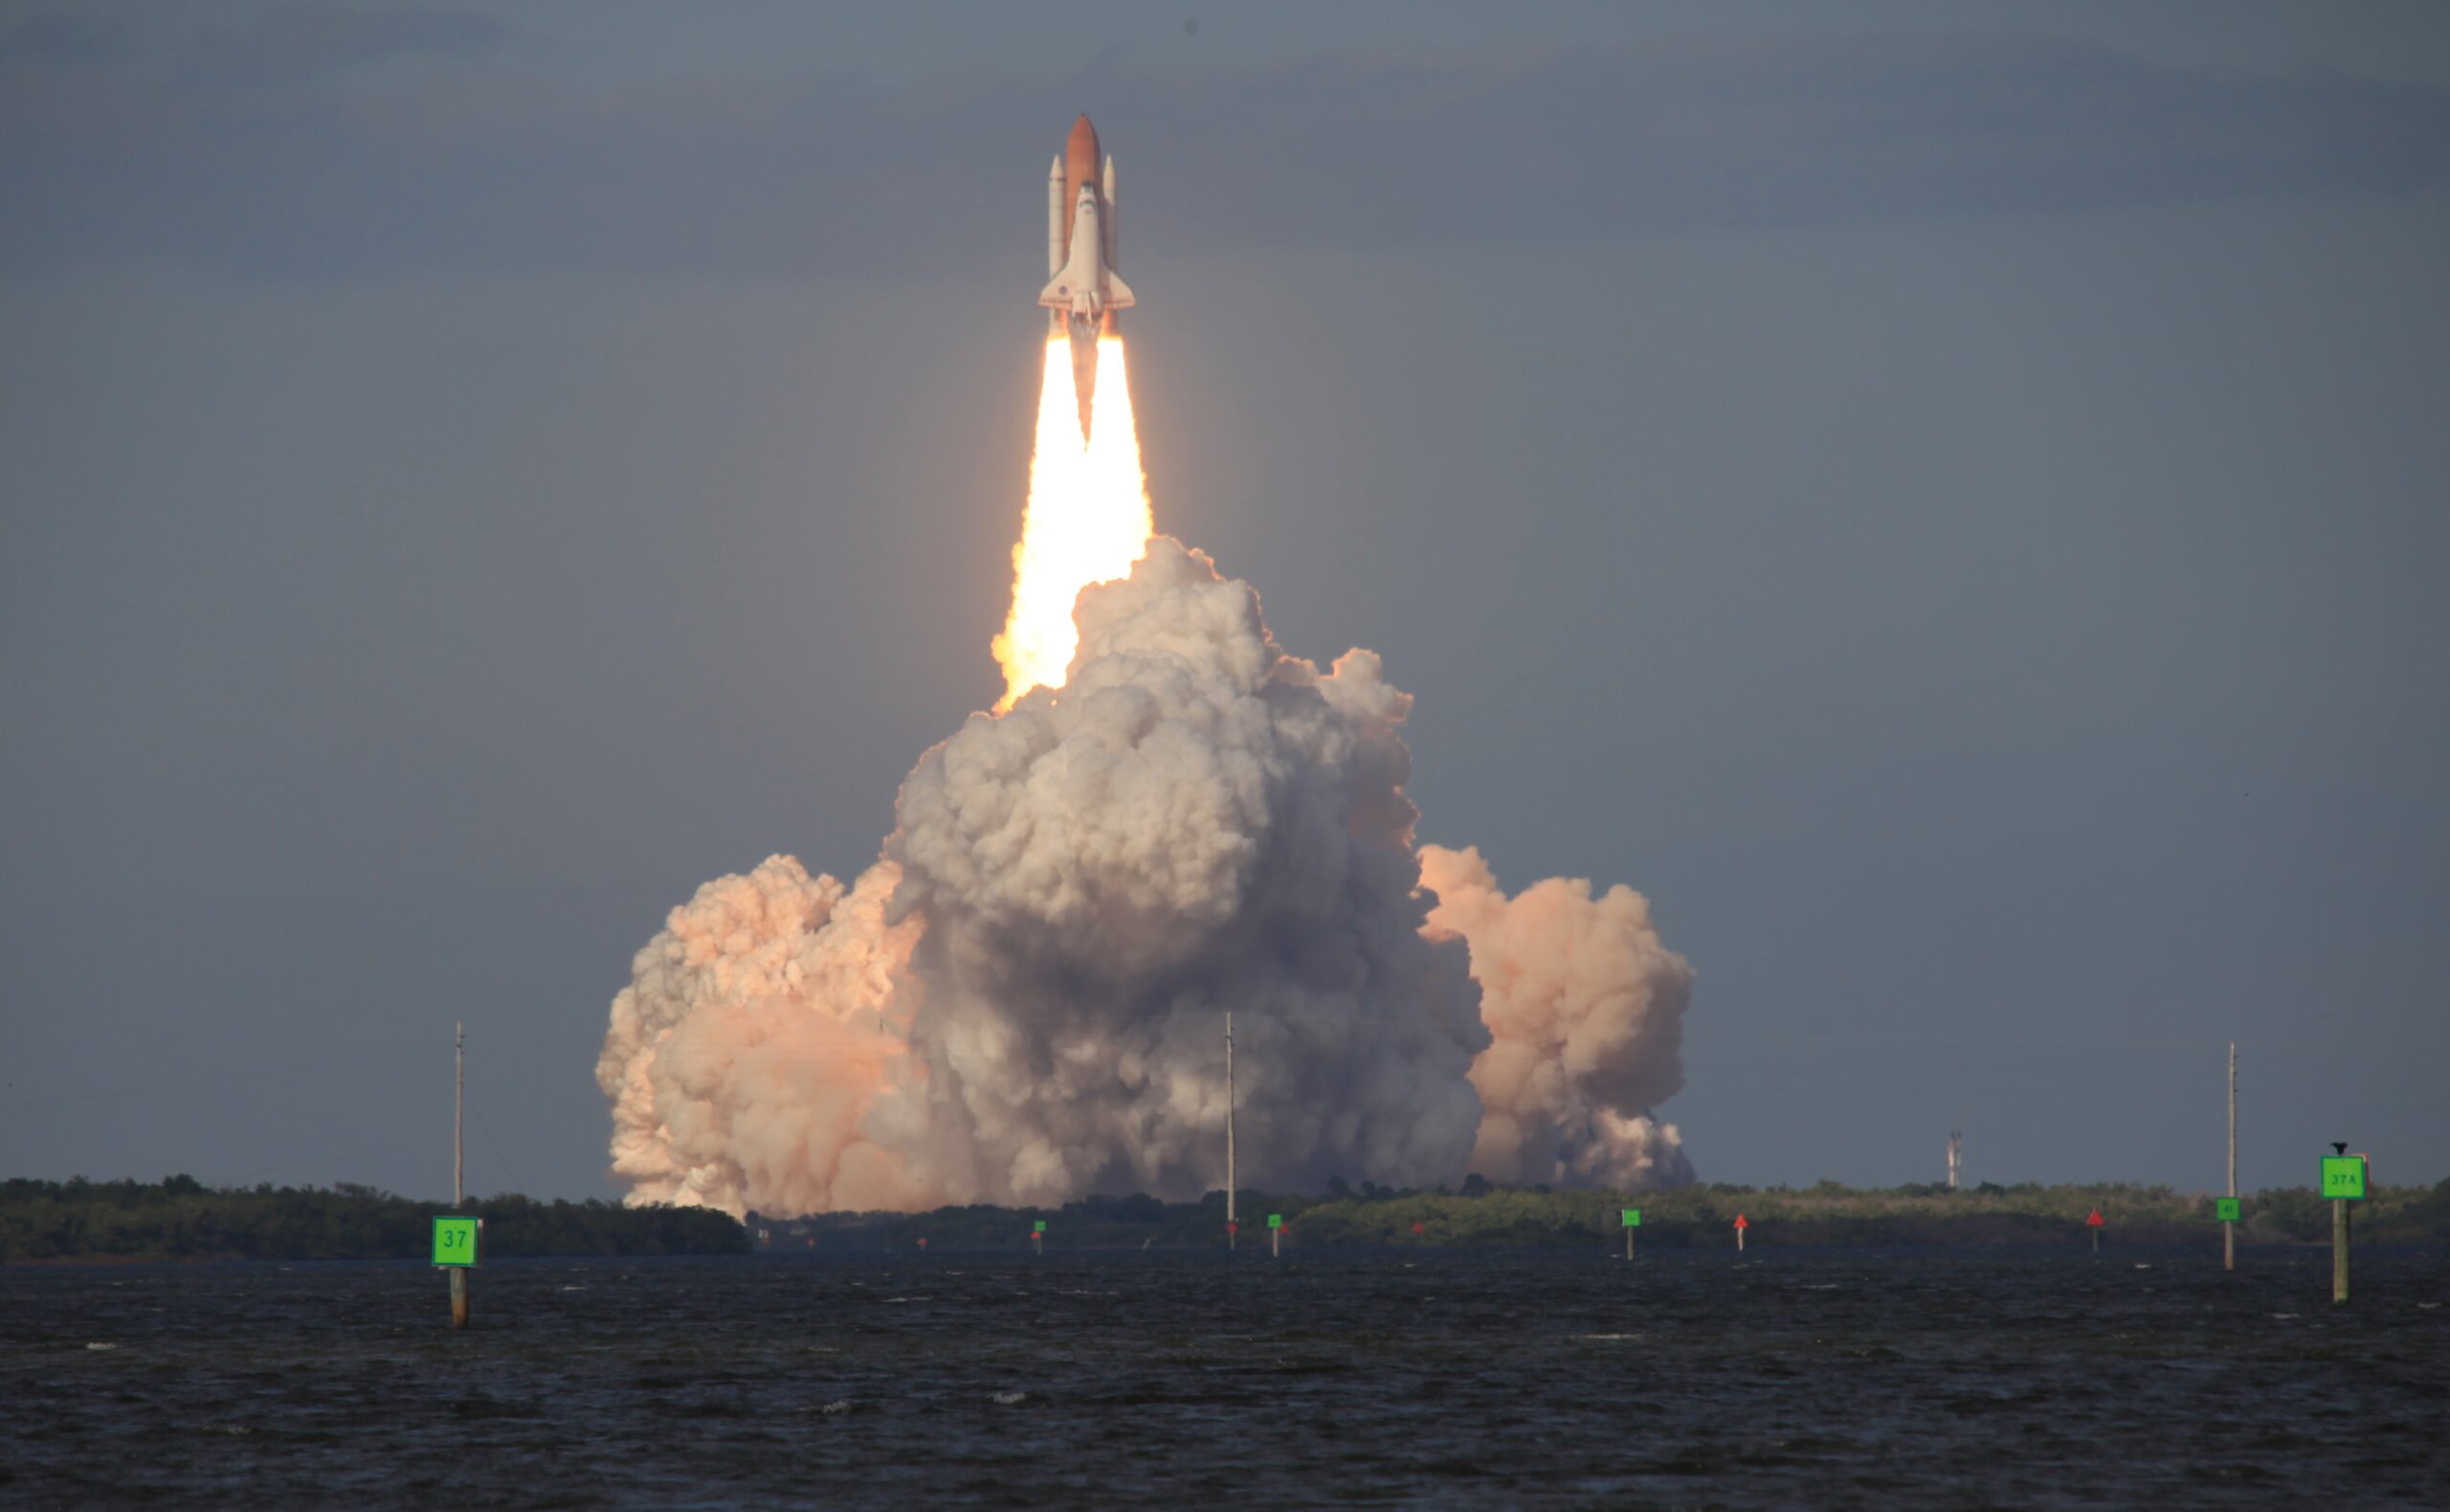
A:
883 539 1489 1203
991 337 1153 710
599 339 1697 1216
1421 845 1695 1189
595 857 919 1215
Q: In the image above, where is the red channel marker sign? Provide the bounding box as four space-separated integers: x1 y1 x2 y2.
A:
2085 1209 2105 1228
1733 1213 1748 1231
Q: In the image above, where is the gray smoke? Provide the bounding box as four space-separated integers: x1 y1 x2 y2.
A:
599 537 1693 1214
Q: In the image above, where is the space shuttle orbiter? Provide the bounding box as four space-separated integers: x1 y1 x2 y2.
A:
1040 114 1133 437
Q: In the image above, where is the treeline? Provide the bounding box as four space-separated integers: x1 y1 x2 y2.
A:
23 1174 2434 1261
0 1176 747 1263
768 1175 2450 1252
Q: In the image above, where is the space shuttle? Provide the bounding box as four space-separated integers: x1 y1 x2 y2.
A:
1041 114 1133 437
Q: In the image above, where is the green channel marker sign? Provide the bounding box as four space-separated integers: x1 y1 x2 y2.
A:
2215 1198 2241 1223
431 1215 480 1268
1267 1213 1282 1230
1034 1220 1046 1234
2321 1156 2367 1200
1621 1209 1641 1228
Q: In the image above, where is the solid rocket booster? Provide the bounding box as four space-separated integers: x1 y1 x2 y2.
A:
1039 115 1133 437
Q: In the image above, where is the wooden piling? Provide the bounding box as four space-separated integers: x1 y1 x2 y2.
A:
2332 1198 2349 1305
2322 1147 2364 1304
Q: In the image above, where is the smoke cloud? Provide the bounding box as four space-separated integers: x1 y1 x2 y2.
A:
599 538 1695 1215
1422 845 1695 1189
595 857 918 1215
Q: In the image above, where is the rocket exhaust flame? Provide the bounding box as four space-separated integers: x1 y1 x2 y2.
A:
991 335 1152 711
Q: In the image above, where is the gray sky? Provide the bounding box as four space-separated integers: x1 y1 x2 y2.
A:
3 1 2444 1201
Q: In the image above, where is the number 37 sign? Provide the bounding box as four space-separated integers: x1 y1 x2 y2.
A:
432 1215 483 1268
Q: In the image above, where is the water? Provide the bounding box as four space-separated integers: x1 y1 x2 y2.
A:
9 1247 2446 1508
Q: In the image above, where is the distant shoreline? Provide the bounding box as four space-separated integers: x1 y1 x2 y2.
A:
756 1178 2450 1255
0 1177 746 1264
8 1175 2440 1263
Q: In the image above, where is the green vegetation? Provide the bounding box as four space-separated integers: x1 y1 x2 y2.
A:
15 1175 2439 1261
768 1177 2450 1252
0 1176 747 1263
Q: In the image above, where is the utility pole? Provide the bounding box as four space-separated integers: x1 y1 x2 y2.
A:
1225 1011 1236 1251
1947 1128 1963 1191
2225 1042 2237 1274
451 1021 469 1328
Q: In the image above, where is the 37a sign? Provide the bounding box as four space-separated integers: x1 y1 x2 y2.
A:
2321 1156 2367 1201
431 1215 482 1268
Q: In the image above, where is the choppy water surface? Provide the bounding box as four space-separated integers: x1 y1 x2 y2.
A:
8 1246 2445 1508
